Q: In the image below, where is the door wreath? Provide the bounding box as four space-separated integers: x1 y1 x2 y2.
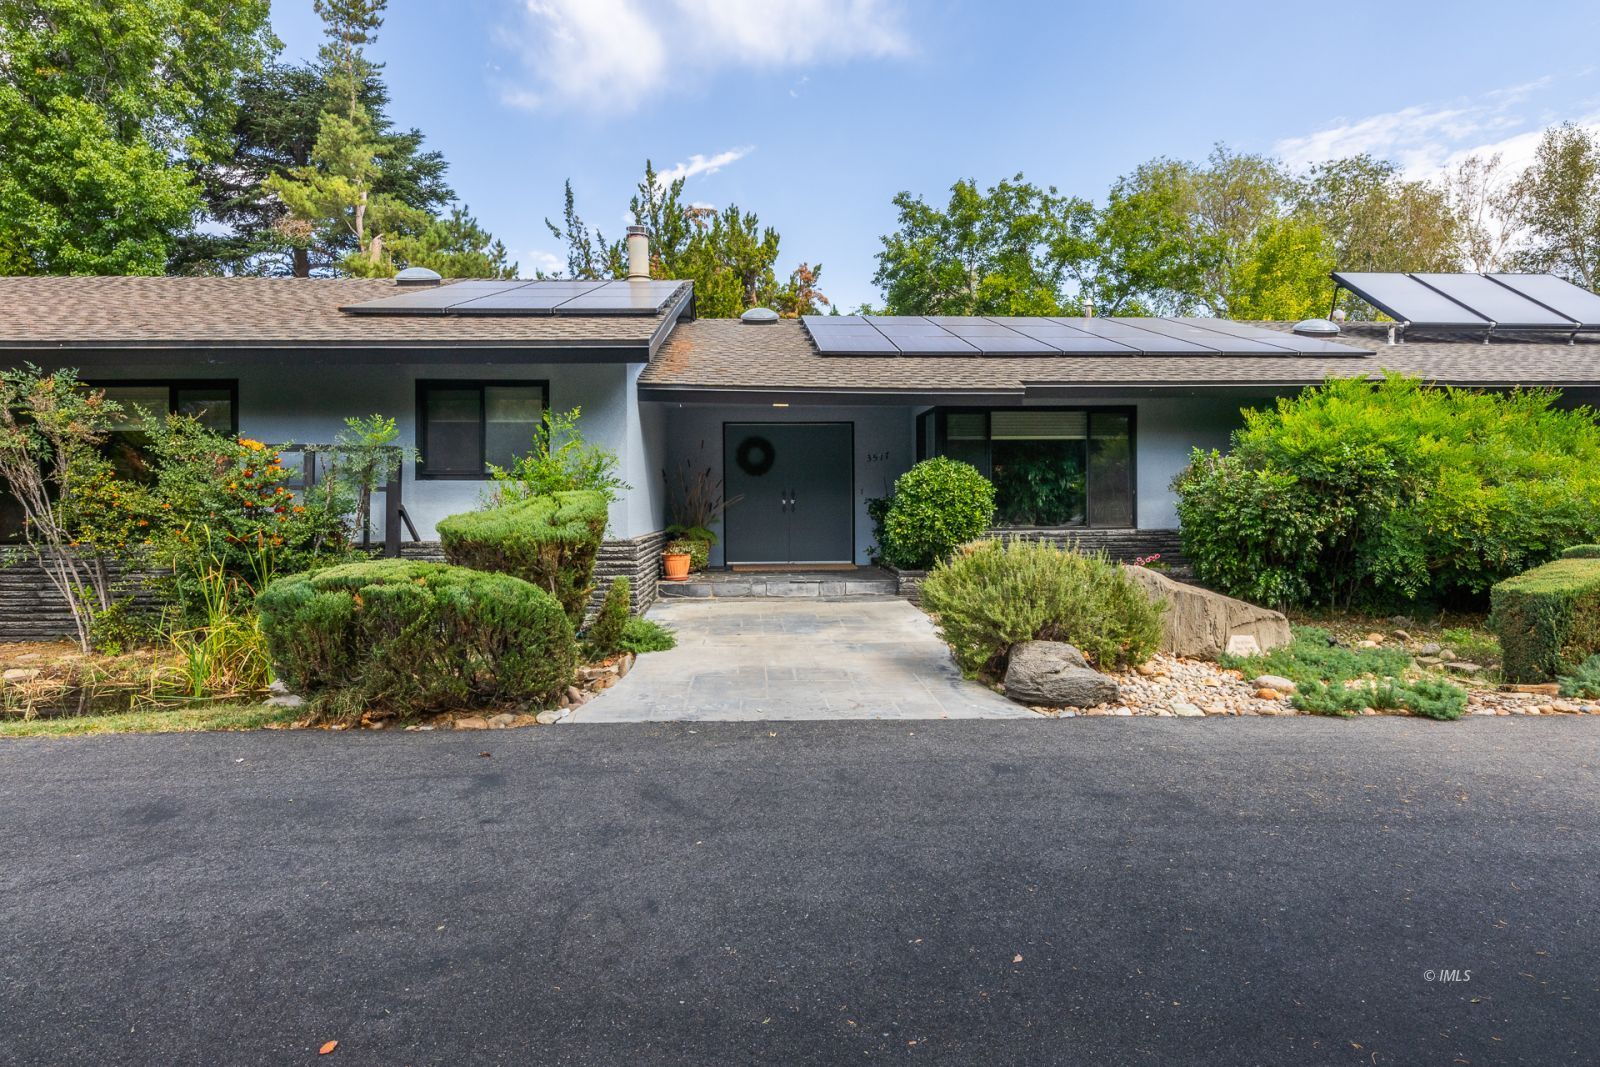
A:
735 435 776 477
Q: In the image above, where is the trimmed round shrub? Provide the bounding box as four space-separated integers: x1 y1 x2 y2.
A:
1561 544 1600 559
257 559 576 719
1490 557 1600 683
919 537 1164 677
437 490 608 625
881 457 996 570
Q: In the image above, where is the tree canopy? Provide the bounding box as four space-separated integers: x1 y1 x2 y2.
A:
547 162 828 317
0 0 276 274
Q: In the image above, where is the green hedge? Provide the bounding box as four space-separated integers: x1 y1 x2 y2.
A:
257 559 576 719
437 490 608 625
1561 544 1600 559
584 576 629 659
1490 558 1600 683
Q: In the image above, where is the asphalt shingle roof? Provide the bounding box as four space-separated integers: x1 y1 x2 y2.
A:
642 318 1600 395
0 276 691 350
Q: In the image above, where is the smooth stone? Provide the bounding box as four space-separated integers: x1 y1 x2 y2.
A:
1171 702 1205 717
1251 674 1297 693
453 716 489 730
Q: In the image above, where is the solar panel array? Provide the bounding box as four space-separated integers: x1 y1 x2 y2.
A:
800 316 1369 357
1332 272 1600 334
342 279 684 317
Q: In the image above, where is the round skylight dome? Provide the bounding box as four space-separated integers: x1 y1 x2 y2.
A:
395 266 443 286
740 307 779 325
1291 317 1340 337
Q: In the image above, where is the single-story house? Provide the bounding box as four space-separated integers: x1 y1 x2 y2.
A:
5 242 1600 619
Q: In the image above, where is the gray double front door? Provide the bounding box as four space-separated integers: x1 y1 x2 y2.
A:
723 422 854 565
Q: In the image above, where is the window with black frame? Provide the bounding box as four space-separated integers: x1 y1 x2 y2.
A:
933 408 1135 528
416 381 547 479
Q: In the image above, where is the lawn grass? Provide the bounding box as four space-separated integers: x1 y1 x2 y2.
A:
0 702 301 739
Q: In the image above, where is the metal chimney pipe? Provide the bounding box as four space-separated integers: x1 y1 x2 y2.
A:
1082 294 1095 318
625 225 650 280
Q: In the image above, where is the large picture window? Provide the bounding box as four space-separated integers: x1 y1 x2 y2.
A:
930 407 1135 528
416 380 548 479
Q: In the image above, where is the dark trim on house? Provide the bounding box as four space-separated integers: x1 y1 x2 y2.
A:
414 379 551 481
638 385 1024 405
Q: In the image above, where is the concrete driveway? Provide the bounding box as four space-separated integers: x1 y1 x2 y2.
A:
569 598 1031 721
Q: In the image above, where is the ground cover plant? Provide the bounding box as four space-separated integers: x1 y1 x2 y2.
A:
257 559 576 721
877 457 997 570
1175 376 1600 610
1559 655 1600 699
1221 625 1468 719
920 537 1163 677
619 616 676 654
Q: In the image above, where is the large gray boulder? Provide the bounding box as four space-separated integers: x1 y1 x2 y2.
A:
1120 565 1291 660
1004 641 1120 707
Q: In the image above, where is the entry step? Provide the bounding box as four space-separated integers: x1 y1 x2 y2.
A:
659 568 900 599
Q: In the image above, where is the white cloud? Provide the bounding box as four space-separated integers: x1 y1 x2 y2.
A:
656 146 753 185
501 0 909 113
524 249 565 276
1273 77 1600 180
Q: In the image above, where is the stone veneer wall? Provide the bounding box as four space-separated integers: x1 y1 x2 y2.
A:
404 530 666 618
0 550 163 643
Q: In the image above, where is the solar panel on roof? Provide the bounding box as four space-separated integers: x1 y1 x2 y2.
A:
1332 272 1490 328
1411 273 1574 328
934 319 1057 354
1064 318 1217 354
341 278 682 317
803 318 898 354
1174 318 1366 355
1120 317 1292 354
1488 274 1600 328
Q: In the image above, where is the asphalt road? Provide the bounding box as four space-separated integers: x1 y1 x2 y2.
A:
3 719 1598 1066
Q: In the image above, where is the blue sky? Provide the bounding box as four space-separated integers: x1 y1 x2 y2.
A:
270 0 1600 309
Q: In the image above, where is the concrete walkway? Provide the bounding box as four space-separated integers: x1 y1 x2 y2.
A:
568 598 1031 721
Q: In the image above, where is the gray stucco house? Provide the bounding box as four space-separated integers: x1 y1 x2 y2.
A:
4 254 1600 614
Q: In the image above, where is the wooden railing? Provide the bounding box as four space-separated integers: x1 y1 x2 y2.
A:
271 444 418 558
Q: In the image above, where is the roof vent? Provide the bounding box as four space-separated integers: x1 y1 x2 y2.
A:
1292 317 1340 337
395 266 442 286
740 307 779 325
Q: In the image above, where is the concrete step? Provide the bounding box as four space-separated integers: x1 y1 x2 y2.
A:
660 575 898 599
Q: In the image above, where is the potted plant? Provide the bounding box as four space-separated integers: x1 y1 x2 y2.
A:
662 540 694 581
663 450 742 573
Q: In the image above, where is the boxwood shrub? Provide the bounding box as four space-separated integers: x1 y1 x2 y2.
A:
437 490 607 625
919 537 1163 677
1561 544 1600 559
880 457 996 570
257 559 576 719
1489 558 1600 683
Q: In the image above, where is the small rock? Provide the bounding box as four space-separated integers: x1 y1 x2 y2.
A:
487 712 519 728
454 715 489 730
615 653 634 678
1255 688 1281 700
1438 649 1458 662
1251 674 1297 693
565 685 583 704
1417 656 1443 667
1358 640 1380 649
265 693 304 708
1136 663 1160 677
1202 703 1230 716
1502 682 1560 695
1171 702 1205 717
1444 661 1482 675
266 679 290 694
2 667 40 683
1416 642 1442 657
1551 701 1580 714
1364 632 1386 645
1393 629 1412 642
535 709 565 725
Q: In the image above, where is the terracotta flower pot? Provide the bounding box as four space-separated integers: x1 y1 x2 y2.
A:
662 551 692 581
